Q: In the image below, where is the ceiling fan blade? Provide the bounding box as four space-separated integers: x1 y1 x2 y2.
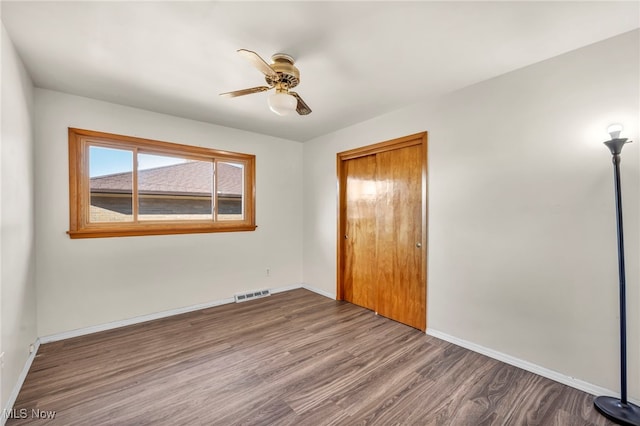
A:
219 86 271 98
237 49 279 81
290 92 312 115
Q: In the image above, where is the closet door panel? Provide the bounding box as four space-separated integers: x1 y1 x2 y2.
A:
375 144 424 330
342 154 377 311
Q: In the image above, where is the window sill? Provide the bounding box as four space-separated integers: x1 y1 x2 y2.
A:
68 224 258 239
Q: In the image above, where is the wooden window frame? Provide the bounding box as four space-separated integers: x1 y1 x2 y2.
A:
68 128 256 239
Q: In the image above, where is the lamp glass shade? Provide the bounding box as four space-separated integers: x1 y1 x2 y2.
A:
268 93 297 116
608 123 623 140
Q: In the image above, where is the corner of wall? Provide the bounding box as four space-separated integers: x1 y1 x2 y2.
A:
1 23 38 413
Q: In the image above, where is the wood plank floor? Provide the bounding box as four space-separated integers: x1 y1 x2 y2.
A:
8 289 613 425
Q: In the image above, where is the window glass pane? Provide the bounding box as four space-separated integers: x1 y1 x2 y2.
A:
89 146 133 223
137 153 213 221
217 162 244 221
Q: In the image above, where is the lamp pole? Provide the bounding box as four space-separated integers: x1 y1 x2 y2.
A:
594 124 640 426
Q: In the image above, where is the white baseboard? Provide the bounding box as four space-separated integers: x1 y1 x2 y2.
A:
301 284 336 299
2 339 41 426
426 328 640 405
40 297 235 344
270 283 335 300
39 284 309 344
270 284 303 294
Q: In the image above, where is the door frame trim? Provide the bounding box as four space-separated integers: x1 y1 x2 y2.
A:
336 132 428 330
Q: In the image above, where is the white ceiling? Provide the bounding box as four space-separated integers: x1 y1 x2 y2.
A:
2 1 638 142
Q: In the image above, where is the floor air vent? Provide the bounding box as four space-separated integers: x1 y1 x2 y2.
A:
234 289 270 303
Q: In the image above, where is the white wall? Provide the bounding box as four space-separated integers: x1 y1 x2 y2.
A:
1 25 37 410
34 89 303 337
303 30 640 398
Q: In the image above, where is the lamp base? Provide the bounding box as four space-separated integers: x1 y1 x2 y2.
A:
594 396 640 426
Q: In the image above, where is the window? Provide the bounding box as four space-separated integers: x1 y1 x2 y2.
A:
68 128 256 238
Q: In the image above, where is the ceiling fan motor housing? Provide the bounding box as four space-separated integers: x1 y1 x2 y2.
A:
266 54 300 89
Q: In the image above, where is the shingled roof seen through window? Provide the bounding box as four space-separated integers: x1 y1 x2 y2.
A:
90 161 242 197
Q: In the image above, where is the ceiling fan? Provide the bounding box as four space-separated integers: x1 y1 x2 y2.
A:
220 49 312 116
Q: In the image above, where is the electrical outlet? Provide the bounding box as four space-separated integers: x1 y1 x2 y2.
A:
266 268 270 277
29 344 35 354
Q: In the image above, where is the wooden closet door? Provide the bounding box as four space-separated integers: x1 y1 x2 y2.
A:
342 154 377 311
375 144 425 330
338 132 427 331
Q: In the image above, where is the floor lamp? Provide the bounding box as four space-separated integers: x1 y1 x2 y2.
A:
594 123 640 426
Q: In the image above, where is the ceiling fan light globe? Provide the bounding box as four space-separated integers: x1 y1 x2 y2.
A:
268 92 297 116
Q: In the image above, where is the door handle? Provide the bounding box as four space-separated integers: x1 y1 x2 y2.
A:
416 242 422 248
